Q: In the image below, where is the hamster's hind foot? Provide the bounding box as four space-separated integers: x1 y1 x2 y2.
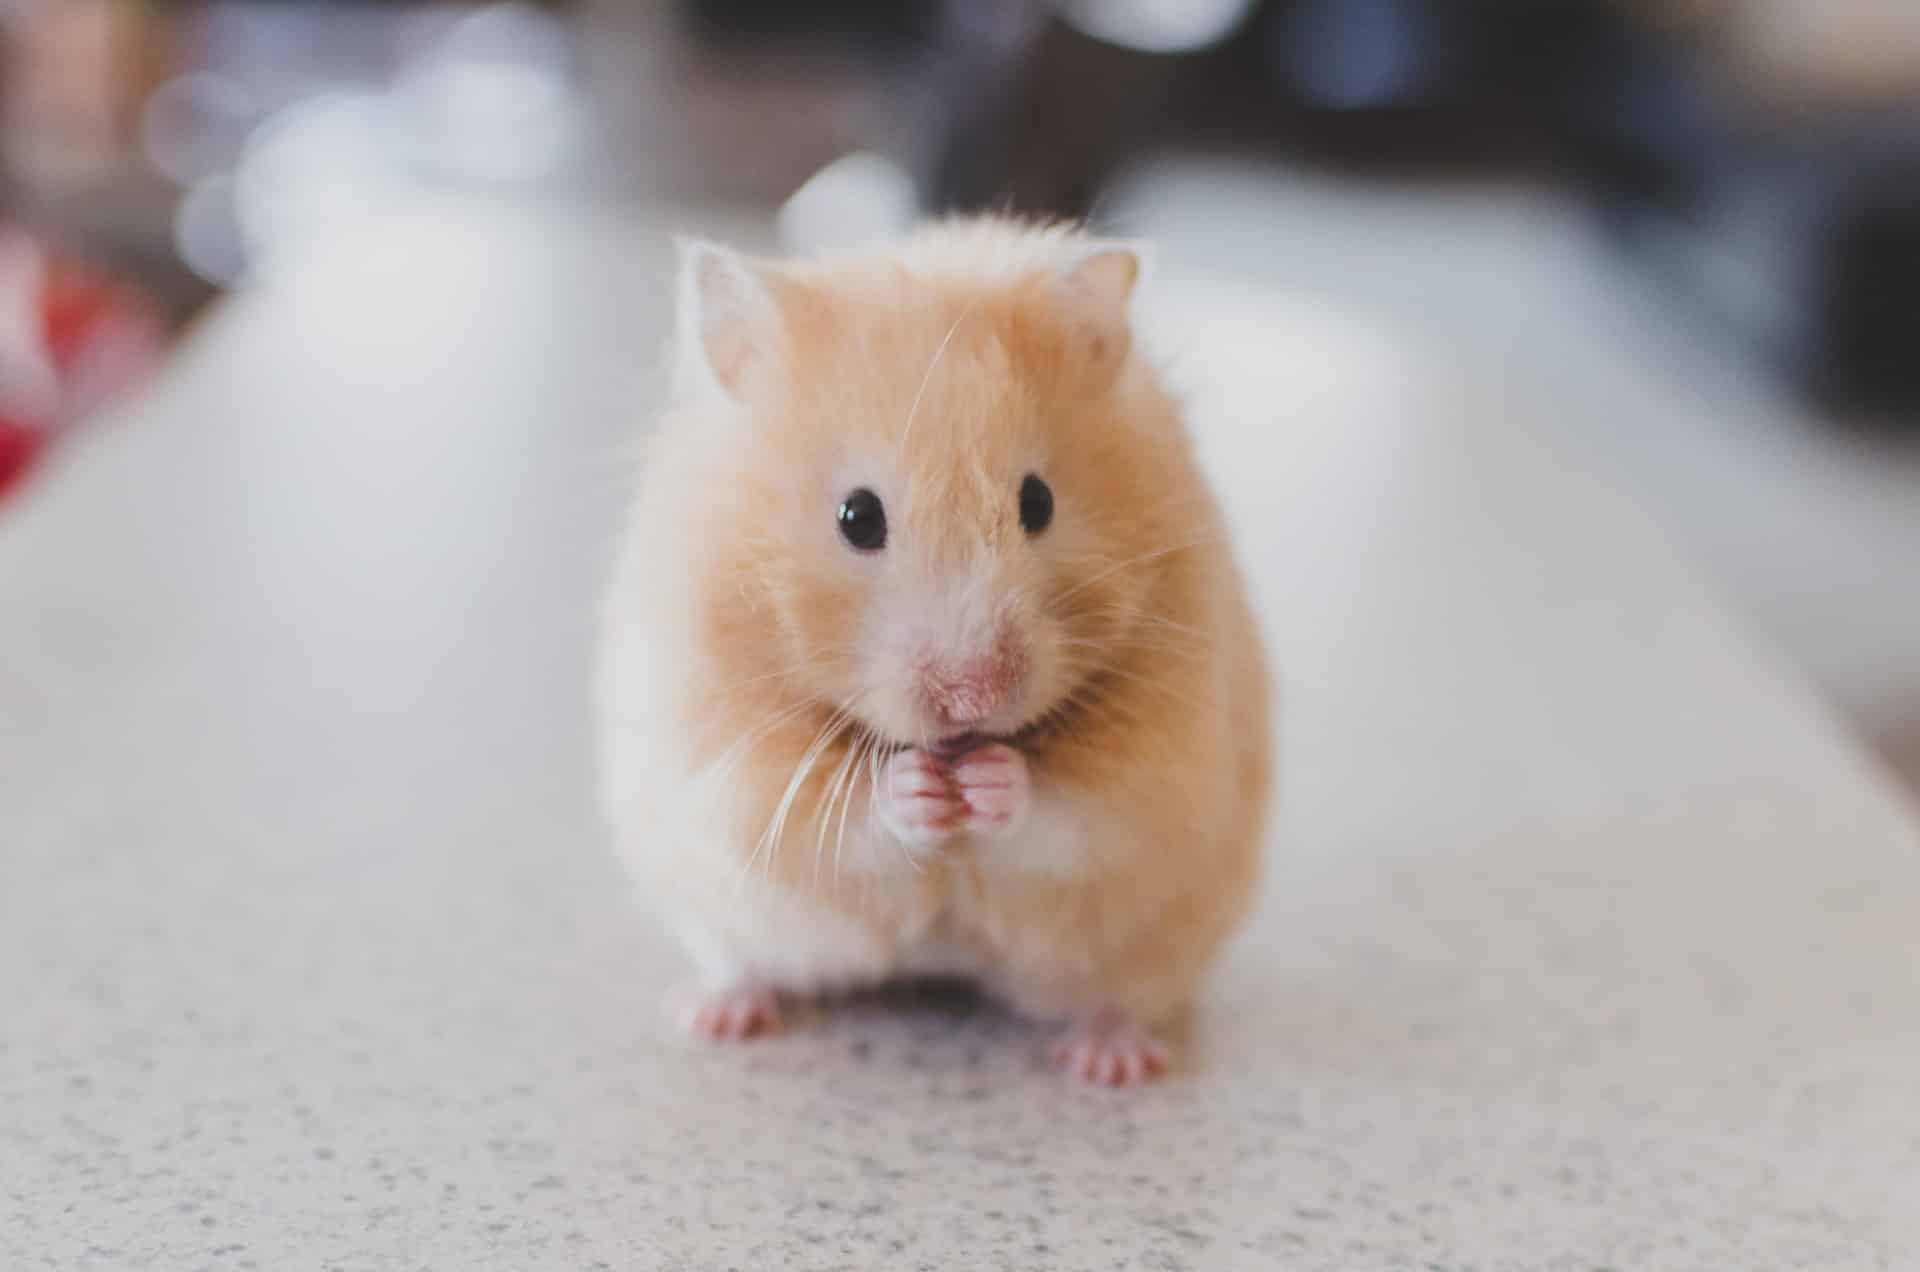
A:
670 982 782 1042
1050 1012 1169 1086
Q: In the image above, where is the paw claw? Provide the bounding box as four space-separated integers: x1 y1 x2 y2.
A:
877 749 966 847
673 984 781 1042
950 743 1030 839
1052 1016 1168 1087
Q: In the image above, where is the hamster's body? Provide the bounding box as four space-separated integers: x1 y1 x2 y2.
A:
597 218 1270 1083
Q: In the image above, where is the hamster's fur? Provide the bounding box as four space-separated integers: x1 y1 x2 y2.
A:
597 217 1271 1084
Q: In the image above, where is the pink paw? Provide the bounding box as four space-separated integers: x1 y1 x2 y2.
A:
950 743 1029 838
673 983 782 1042
876 748 965 848
1051 1015 1170 1086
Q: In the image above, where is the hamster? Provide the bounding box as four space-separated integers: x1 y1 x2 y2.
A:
597 217 1272 1085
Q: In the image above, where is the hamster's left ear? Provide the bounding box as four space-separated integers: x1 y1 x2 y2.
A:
1053 240 1148 380
674 236 782 400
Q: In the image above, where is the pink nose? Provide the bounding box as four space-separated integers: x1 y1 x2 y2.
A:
923 640 1026 726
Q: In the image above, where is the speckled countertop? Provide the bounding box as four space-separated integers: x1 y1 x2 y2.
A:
3 202 1918 1271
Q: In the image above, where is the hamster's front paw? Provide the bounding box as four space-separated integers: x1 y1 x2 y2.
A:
876 748 965 848
1051 1012 1170 1087
950 743 1029 838
670 982 782 1042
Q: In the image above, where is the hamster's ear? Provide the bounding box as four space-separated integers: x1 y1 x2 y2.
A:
675 237 780 399
1053 240 1147 380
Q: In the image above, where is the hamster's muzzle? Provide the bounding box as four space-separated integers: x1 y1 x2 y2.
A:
920 631 1028 729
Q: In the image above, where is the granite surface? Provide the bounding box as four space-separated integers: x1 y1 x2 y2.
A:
3 201 1918 1270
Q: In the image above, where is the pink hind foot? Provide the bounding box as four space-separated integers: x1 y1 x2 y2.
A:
1050 1013 1170 1086
671 983 782 1042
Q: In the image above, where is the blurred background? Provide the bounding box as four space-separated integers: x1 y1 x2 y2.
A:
1 0 1917 784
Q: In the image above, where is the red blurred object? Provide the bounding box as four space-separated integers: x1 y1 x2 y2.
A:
0 417 45 492
0 233 165 503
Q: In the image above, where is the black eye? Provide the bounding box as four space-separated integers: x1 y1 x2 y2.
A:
837 488 887 551
1018 473 1053 536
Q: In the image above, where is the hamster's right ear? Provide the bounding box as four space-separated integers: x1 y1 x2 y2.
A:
674 237 780 399
1049 240 1147 385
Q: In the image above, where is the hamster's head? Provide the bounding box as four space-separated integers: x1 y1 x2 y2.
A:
674 225 1190 755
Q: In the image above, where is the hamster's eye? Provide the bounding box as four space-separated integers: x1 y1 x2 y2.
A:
1018 474 1054 536
837 488 887 552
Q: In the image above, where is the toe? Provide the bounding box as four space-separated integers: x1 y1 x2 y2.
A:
674 984 780 1042
952 744 1023 785
1052 1018 1171 1086
746 999 781 1037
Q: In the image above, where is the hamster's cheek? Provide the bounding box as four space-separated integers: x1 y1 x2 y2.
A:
829 624 915 742
772 565 868 675
1010 607 1076 711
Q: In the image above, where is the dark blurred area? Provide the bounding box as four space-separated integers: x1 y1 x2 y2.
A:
615 0 1920 414
8 1 1916 411
1 0 1918 774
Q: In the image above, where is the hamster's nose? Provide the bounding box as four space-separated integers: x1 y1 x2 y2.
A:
922 635 1028 727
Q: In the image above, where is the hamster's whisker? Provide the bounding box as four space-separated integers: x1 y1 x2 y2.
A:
1063 629 1210 665
834 725 877 885
1107 609 1213 644
813 731 860 890
1045 534 1222 611
1057 645 1201 694
823 707 879 886
1030 684 1118 744
754 707 852 881
1060 626 1207 656
1077 662 1208 714
899 300 976 449
860 731 884 871
716 703 816 900
1055 646 1199 687
709 648 856 699
1141 611 1209 639
769 709 849 878
1047 667 1162 734
707 696 819 793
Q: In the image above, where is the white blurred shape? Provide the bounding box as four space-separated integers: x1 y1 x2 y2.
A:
1061 0 1253 53
232 89 402 279
778 152 920 257
174 174 248 286
142 72 260 185
389 3 583 185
